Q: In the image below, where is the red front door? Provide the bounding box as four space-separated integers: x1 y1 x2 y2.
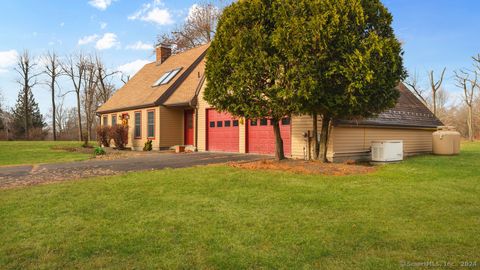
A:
247 117 291 156
184 110 194 145
207 109 239 152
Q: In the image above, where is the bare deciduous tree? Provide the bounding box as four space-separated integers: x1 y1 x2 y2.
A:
455 69 478 141
405 70 428 105
120 73 130 85
54 97 68 138
14 50 41 139
42 51 64 141
158 1 222 52
0 90 11 140
428 67 446 116
95 56 117 104
82 57 99 142
63 54 87 141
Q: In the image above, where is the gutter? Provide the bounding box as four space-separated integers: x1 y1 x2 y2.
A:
334 123 439 131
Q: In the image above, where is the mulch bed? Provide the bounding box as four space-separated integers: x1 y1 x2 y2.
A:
228 159 376 176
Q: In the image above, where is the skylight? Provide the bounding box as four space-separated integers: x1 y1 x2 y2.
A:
152 68 182 87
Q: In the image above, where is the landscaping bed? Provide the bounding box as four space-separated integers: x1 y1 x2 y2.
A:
228 159 376 175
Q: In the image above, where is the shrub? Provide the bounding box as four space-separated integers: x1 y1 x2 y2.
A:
109 124 128 150
143 139 153 151
94 146 106 156
29 127 48 141
96 126 111 147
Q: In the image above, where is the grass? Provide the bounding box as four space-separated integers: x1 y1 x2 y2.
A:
0 141 91 166
0 143 479 269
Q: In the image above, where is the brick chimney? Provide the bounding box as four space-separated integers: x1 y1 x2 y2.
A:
156 43 172 64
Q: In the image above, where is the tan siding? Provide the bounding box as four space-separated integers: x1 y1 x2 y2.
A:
239 119 246 153
330 127 367 153
364 128 433 154
291 115 312 159
102 107 161 150
330 126 434 161
196 83 208 151
291 114 434 161
291 115 328 159
159 106 183 147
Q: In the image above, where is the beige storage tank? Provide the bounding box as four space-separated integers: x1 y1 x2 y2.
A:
433 126 461 155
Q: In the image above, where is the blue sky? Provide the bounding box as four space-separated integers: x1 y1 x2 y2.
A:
0 0 479 116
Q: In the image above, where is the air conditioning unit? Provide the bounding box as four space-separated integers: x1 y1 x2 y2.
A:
371 140 403 162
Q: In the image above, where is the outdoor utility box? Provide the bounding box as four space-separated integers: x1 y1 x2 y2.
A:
371 140 404 162
433 126 461 155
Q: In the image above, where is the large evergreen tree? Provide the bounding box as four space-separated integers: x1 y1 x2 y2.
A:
11 88 45 139
275 0 406 161
204 0 305 160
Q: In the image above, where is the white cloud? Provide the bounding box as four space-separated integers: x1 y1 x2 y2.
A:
0 50 19 73
126 41 154 51
117 59 150 77
89 0 113 11
100 22 108 29
78 34 99 45
187 3 219 21
187 4 199 20
60 22 65 27
128 1 174 26
95 33 120 50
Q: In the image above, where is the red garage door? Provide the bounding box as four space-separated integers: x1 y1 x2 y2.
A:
207 109 239 152
247 117 291 156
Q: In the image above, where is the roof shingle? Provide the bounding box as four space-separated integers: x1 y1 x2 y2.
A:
97 44 209 113
334 82 443 128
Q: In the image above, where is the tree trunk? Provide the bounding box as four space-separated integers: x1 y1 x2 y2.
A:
467 106 473 141
272 118 285 160
51 80 57 141
319 115 331 163
312 113 319 160
24 87 29 140
432 92 437 116
76 92 83 142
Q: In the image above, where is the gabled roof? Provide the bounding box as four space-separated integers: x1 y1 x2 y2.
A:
97 44 209 114
335 82 443 129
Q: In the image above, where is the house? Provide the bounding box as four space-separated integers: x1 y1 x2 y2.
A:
97 44 442 162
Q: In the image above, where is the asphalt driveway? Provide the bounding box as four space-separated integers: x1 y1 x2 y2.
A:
0 152 268 189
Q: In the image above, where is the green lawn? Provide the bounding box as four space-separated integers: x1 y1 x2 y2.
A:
0 143 479 269
0 141 91 166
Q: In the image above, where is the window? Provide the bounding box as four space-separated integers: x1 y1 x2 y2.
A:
162 68 181 84
260 118 268 126
217 121 223 127
111 115 117 126
224 120 231 127
209 121 215 128
152 73 170 86
134 112 141 138
147 110 155 138
251 120 257 126
281 117 291 125
103 116 108 126
152 68 182 87
233 120 239 127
